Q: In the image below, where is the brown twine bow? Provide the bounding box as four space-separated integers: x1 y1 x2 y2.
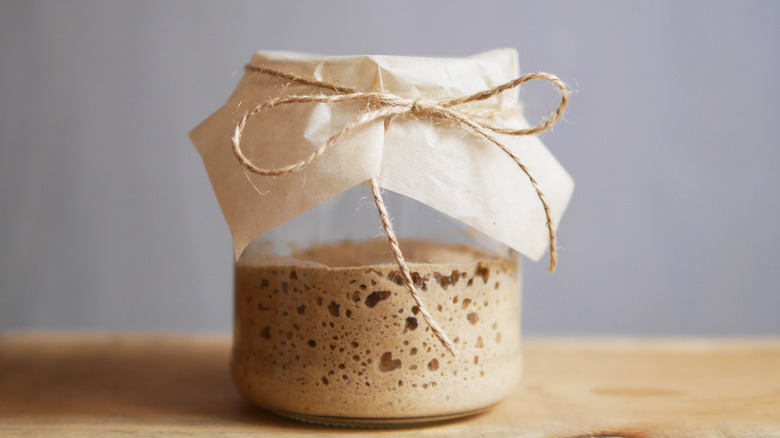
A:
232 64 568 356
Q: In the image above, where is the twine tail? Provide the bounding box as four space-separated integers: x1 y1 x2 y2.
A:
369 178 458 357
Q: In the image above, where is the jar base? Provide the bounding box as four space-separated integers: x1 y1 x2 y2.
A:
270 405 495 428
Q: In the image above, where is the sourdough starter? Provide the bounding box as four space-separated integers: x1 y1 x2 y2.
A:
231 239 522 421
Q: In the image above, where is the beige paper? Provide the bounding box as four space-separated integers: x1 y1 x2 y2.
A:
189 49 574 261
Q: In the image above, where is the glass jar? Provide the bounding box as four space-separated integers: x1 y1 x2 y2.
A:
230 185 522 427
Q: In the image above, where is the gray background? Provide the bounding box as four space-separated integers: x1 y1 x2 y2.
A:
1 1 778 336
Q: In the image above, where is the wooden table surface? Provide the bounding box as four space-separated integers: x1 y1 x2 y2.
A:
0 333 778 437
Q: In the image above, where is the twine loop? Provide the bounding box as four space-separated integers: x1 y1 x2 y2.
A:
232 64 568 356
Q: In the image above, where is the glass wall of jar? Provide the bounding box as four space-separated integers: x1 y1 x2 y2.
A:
231 184 522 427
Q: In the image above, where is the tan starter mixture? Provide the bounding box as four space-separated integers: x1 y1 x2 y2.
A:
231 239 522 421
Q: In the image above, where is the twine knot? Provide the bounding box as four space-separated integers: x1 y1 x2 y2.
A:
232 64 569 357
409 99 427 115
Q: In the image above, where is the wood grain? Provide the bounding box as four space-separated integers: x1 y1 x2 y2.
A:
0 333 778 437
